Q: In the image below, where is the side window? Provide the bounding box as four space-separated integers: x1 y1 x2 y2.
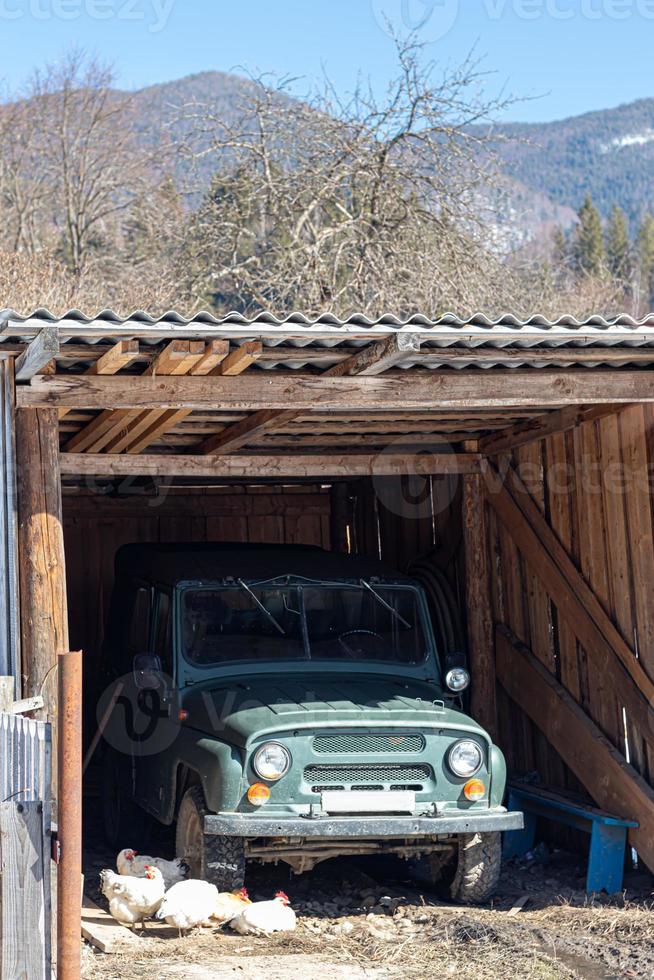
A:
154 590 173 677
128 585 152 654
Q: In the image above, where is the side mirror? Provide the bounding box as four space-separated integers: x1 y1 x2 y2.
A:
133 653 163 691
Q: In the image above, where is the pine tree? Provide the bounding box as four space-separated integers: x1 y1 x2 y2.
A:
637 213 654 308
605 205 631 281
552 227 569 267
573 195 606 277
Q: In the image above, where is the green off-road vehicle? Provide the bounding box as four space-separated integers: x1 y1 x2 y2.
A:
101 543 522 903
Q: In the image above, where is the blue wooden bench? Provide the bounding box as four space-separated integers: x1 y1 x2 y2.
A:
503 784 638 894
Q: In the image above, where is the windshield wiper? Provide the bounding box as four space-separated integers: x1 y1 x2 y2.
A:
236 579 286 636
360 579 412 629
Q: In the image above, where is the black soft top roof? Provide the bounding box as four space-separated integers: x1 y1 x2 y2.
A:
114 542 415 587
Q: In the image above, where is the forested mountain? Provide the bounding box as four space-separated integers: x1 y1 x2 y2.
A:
125 71 654 244
481 98 654 231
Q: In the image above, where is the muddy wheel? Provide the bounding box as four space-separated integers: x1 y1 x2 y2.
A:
101 748 148 848
450 832 502 904
175 785 245 890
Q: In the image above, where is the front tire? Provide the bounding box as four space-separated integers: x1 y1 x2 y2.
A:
450 832 502 904
175 785 245 890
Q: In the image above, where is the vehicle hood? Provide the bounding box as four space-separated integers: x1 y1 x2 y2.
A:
181 674 485 747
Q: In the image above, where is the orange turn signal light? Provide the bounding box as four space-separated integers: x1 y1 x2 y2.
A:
463 778 486 802
247 782 271 806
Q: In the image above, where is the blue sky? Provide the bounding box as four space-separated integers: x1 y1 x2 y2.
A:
0 0 652 122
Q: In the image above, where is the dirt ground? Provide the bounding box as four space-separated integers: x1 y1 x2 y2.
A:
81 817 654 980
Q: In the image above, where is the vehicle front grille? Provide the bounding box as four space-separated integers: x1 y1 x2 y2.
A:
313 733 425 755
305 763 431 792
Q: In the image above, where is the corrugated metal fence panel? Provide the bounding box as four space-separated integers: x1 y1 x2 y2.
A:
0 712 52 806
0 358 19 686
0 712 52 978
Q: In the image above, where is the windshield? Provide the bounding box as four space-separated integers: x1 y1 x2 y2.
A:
182 582 431 667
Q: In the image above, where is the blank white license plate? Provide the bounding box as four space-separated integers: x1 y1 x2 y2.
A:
321 790 416 814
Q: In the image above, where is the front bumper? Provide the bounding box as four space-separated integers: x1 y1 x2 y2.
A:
204 808 523 837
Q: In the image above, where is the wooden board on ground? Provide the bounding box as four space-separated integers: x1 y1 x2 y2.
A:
81 894 142 953
82 895 192 951
507 895 530 917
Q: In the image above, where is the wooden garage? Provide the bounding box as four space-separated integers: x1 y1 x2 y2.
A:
3 308 654 975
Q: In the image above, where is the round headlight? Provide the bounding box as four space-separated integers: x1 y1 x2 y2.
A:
445 667 470 692
448 739 483 778
253 742 291 781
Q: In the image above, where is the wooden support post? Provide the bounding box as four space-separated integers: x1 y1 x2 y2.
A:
462 472 497 738
16 407 68 800
57 649 82 980
329 483 350 554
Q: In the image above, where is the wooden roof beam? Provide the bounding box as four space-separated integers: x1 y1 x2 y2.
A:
24 370 654 413
59 340 140 420
215 341 262 376
113 341 259 455
198 335 420 455
14 326 59 381
59 451 482 479
480 402 627 455
101 341 208 453
63 341 198 454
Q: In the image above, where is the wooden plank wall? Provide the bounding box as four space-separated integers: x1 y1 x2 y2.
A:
487 405 654 803
346 474 465 600
63 485 331 726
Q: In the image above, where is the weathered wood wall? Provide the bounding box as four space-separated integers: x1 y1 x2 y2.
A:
63 485 331 720
486 405 654 807
345 474 464 598
63 477 463 733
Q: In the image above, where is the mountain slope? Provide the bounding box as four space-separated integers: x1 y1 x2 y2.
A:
125 70 577 244
486 98 654 228
123 72 654 241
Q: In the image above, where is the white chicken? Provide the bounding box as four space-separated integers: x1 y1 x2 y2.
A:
99 866 165 929
228 891 297 936
211 887 252 925
116 848 189 889
155 879 220 936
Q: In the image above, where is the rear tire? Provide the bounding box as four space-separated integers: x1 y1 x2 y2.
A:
449 832 502 904
175 785 246 890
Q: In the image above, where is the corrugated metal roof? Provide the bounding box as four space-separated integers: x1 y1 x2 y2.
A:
4 307 654 331
4 309 654 370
